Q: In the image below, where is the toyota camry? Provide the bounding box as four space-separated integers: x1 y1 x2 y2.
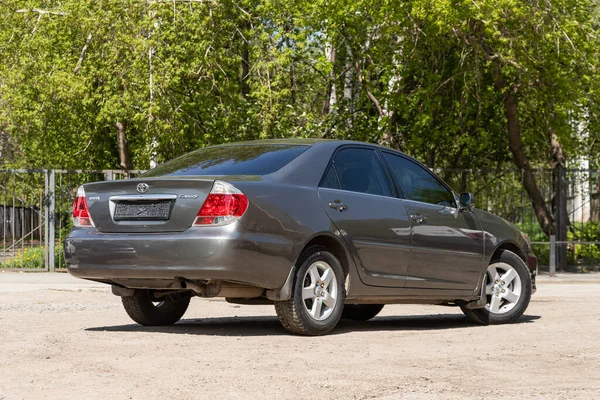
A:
65 139 537 335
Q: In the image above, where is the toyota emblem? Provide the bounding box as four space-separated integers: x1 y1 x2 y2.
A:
136 183 149 194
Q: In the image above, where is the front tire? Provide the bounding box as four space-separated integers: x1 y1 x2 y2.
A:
122 290 191 326
274 246 345 336
461 250 532 325
342 304 384 321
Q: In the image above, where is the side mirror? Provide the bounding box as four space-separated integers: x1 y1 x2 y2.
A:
459 192 474 210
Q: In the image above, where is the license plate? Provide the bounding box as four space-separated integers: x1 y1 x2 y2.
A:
114 201 172 221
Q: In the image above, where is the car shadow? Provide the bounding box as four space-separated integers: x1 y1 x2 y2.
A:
85 314 541 337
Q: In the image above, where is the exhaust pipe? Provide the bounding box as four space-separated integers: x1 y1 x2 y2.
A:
178 279 203 294
177 279 221 297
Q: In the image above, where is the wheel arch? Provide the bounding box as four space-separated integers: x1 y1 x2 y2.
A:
266 232 353 302
474 241 527 297
299 233 351 277
490 241 527 265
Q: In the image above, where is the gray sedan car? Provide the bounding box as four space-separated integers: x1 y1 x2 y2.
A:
65 139 537 335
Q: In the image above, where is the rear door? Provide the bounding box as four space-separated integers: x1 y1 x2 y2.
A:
381 151 484 290
318 147 411 288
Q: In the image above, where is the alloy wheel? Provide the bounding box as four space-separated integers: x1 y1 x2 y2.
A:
301 261 338 321
484 262 523 314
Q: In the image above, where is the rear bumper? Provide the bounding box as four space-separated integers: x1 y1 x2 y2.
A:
64 223 295 290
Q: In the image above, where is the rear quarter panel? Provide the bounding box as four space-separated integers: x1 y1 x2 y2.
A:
226 142 349 269
232 181 341 265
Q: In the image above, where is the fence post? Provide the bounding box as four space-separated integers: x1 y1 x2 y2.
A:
44 170 49 271
48 170 55 272
556 164 568 271
549 234 556 277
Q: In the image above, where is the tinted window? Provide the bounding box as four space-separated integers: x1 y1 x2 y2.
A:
383 152 455 207
320 164 341 190
333 148 391 197
142 144 309 177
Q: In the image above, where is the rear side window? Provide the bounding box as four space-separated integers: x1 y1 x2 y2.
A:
142 144 309 177
332 148 391 197
320 164 341 190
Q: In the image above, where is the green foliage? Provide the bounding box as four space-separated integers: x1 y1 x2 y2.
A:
0 244 65 269
1 0 597 171
568 222 600 265
516 221 600 267
515 221 550 265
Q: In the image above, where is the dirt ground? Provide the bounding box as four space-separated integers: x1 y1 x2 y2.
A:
0 272 599 400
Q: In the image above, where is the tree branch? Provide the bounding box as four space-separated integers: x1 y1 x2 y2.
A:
16 8 66 16
355 61 384 117
73 33 93 74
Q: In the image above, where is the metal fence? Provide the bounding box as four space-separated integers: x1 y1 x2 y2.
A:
1 167 599 271
1 169 143 271
439 168 600 271
1 169 49 270
437 168 599 224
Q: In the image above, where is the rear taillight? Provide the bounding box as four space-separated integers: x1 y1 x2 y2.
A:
72 186 94 227
193 181 248 226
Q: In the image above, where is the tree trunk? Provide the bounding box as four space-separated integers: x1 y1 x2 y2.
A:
426 150 435 168
241 23 250 99
116 121 132 171
383 111 400 150
343 43 354 102
0 124 6 163
322 45 336 115
462 31 556 239
0 124 17 165
495 76 555 236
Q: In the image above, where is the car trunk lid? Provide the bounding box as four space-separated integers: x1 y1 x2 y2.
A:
83 178 215 233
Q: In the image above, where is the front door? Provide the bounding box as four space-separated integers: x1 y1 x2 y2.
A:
318 147 411 288
381 151 484 290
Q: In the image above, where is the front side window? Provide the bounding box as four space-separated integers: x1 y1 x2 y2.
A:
332 148 392 197
382 152 455 207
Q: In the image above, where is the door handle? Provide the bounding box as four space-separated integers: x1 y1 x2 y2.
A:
328 200 348 212
410 214 426 224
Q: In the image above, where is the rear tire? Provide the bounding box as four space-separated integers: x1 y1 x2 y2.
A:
122 290 191 326
342 304 384 321
461 250 531 325
274 246 345 336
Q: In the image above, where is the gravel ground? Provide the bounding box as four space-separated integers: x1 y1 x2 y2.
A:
0 272 599 399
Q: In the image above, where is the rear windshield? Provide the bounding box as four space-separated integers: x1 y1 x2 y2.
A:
142 144 309 177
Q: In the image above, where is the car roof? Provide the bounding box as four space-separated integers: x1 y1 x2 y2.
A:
208 138 335 146
209 138 407 155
